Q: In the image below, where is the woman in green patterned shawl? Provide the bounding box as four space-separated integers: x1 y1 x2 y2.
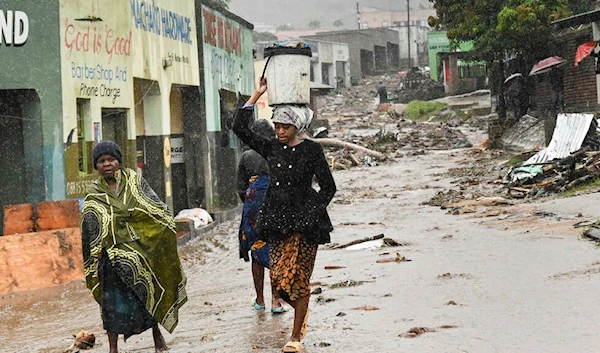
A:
80 141 187 353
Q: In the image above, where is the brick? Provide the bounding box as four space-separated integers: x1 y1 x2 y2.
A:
3 204 34 236
36 200 80 231
533 31 597 111
378 103 391 111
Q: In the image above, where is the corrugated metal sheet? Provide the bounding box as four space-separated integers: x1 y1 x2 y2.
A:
525 113 595 165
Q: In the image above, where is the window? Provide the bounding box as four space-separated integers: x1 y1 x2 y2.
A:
76 98 91 174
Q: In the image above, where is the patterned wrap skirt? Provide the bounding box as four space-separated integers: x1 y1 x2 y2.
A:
239 174 270 268
269 233 318 302
98 249 156 340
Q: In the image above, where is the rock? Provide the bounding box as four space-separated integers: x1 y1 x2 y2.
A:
73 331 95 349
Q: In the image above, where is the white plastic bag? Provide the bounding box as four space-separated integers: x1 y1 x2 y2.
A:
174 208 214 228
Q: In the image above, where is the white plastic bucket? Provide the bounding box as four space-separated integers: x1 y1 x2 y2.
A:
264 48 312 105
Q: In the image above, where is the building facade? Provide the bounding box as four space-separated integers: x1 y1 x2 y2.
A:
60 0 200 215
197 2 255 211
0 0 254 234
305 40 351 89
302 29 400 84
0 2 64 232
359 8 435 30
360 8 435 67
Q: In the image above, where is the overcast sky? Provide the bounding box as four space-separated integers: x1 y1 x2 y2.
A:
229 0 433 30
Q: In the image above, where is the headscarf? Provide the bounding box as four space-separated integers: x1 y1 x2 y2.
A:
271 105 313 132
92 140 123 169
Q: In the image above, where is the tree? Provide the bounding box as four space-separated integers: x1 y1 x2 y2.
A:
428 0 572 124
276 24 294 31
253 31 277 43
567 0 594 14
308 20 321 29
333 20 344 28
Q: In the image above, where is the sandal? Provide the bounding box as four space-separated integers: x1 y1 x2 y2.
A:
282 341 304 353
271 305 287 314
253 299 266 311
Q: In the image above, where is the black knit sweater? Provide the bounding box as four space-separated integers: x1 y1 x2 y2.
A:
233 106 337 244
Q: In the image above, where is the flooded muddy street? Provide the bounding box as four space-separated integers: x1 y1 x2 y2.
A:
3 139 600 352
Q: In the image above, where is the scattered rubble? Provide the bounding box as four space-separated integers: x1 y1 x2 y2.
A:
376 253 411 263
399 325 459 338
351 306 380 311
505 148 600 198
64 331 95 352
315 74 480 171
329 280 369 289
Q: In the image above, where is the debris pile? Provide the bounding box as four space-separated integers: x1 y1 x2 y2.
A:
312 74 482 171
396 70 445 104
395 121 473 150
505 148 600 198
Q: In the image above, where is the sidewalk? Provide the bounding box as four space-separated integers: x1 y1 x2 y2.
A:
176 205 242 246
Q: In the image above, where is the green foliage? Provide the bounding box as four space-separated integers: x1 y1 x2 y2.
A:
561 177 600 197
333 20 344 28
506 154 525 167
429 0 572 62
429 0 574 122
404 101 448 121
308 20 321 29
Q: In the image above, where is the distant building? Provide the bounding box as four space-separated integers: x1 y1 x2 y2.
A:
427 31 486 95
359 8 436 68
359 8 435 29
305 40 351 89
302 28 400 84
276 29 332 42
253 23 277 33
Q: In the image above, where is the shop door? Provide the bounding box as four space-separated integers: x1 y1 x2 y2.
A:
0 92 26 234
101 109 128 154
336 61 346 88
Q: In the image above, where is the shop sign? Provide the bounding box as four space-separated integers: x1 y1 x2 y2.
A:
171 137 184 164
0 10 29 46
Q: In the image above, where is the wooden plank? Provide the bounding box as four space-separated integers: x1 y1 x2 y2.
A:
0 228 84 294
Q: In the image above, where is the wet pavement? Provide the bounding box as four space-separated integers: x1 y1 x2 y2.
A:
3 135 600 352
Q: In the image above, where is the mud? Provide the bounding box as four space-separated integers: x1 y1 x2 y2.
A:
3 91 600 352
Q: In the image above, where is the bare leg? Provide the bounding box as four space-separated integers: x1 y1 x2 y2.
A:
152 324 169 352
252 261 265 306
107 332 118 353
289 295 310 341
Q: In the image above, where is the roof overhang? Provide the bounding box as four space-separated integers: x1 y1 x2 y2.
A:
552 9 600 30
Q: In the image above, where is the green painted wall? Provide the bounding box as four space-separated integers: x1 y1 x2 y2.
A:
0 1 65 202
200 5 255 132
427 31 474 81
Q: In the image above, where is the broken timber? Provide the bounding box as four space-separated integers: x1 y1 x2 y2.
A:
310 137 388 161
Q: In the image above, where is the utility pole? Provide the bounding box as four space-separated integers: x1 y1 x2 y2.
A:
357 2 361 30
407 0 411 68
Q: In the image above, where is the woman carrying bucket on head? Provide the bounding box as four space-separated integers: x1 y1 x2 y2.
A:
233 77 337 353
